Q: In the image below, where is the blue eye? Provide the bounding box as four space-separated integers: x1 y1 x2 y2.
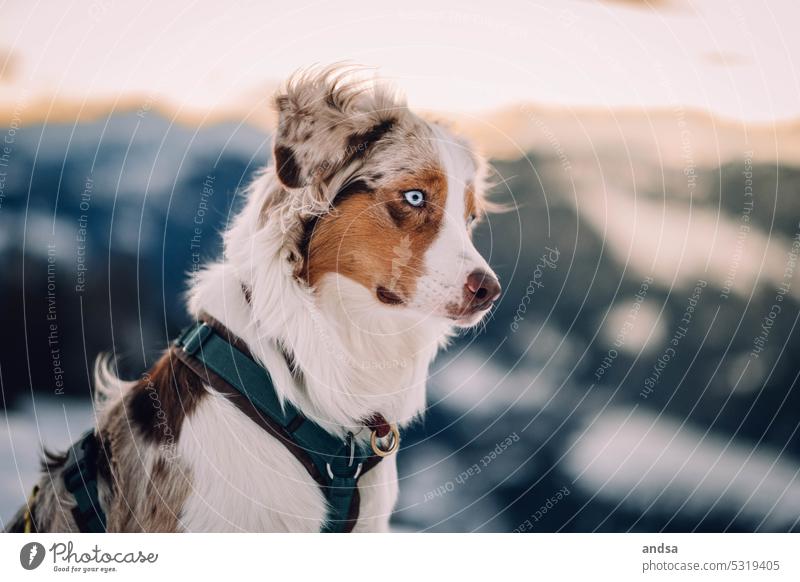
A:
403 190 425 207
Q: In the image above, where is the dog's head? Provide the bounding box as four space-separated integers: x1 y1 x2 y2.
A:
272 68 500 328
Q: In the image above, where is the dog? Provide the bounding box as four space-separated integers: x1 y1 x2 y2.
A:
7 66 501 533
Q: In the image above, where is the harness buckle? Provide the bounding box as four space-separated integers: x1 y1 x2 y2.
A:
179 323 212 355
326 462 363 480
325 432 363 480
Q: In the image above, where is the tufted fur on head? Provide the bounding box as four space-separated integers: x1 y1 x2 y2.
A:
272 66 402 199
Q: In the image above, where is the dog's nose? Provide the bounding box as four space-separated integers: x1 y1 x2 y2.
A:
465 270 501 311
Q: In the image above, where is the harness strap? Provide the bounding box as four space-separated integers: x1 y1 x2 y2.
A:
22 485 39 533
58 316 394 533
62 430 106 533
174 316 387 532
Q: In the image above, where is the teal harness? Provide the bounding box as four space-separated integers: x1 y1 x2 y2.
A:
62 317 397 533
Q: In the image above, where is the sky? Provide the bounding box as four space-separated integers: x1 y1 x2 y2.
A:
0 0 799 123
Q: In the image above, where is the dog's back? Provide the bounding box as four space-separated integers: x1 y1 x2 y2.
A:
6 449 75 532
7 352 201 533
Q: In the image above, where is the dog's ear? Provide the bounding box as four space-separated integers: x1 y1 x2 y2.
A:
272 68 400 197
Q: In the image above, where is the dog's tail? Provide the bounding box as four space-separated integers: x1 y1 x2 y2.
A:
92 353 137 421
3 355 131 533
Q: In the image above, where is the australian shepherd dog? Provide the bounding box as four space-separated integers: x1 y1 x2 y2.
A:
8 66 501 532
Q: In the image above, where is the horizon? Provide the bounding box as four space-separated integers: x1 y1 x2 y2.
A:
1 0 799 126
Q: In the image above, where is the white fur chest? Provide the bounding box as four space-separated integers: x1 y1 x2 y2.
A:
176 389 397 532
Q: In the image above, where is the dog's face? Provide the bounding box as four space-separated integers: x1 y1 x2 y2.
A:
272 70 500 328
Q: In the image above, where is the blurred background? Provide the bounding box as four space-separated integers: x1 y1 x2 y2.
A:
2 0 800 532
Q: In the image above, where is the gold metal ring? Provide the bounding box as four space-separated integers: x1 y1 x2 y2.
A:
370 424 400 457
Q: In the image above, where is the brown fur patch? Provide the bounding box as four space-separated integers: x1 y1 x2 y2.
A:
274 146 302 188
104 349 204 531
346 119 396 159
126 349 206 448
303 168 447 302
